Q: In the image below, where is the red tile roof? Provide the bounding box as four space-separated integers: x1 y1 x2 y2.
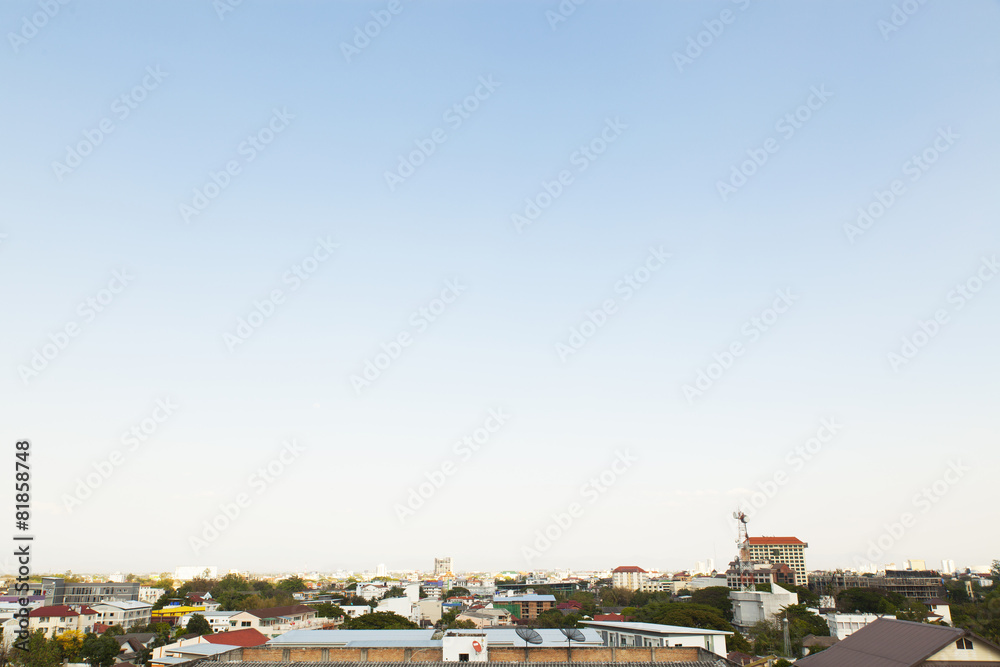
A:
29 605 78 618
611 566 647 573
747 536 806 545
594 613 625 621
202 628 269 647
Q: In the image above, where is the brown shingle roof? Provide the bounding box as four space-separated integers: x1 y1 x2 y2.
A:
797 618 996 667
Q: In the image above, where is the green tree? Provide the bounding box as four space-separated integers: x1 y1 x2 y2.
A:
836 588 900 614
101 625 124 637
277 576 307 593
80 633 120 667
689 587 734 621
16 631 61 667
341 612 418 630
443 587 470 599
152 588 178 610
186 614 213 636
314 603 346 619
634 601 732 632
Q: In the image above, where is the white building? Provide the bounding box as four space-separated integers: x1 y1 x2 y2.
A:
340 605 371 618
442 631 488 662
173 566 218 581
91 600 152 629
182 610 240 632
941 559 956 574
611 566 649 590
139 587 165 604
819 611 896 640
582 620 731 657
927 598 952 625
729 583 798 631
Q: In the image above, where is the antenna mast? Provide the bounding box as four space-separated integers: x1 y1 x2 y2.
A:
733 510 753 591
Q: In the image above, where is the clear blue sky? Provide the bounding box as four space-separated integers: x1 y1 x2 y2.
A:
1 0 998 575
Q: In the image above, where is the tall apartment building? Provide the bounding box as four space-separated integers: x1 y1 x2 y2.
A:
42 577 140 606
611 566 649 591
434 557 452 577
746 537 808 586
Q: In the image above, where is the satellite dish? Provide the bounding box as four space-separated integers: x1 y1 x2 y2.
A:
732 511 739 519
515 628 543 645
560 628 586 643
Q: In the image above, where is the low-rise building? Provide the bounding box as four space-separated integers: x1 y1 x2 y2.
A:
227 604 319 637
729 583 798 632
91 599 152 630
28 605 99 636
797 617 1000 666
581 620 731 657
491 594 555 620
818 611 896 640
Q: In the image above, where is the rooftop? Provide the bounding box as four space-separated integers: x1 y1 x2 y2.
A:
581 621 732 637
746 536 806 546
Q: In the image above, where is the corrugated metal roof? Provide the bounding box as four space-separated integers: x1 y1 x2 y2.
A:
581 621 732 636
797 618 967 667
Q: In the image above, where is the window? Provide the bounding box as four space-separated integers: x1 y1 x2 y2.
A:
956 638 973 650
459 654 469 662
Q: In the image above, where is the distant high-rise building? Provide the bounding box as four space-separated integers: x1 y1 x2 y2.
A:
904 559 927 571
746 537 808 586
941 559 956 574
376 563 387 577
434 557 452 576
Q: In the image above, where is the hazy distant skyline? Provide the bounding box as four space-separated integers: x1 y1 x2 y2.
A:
1 0 998 575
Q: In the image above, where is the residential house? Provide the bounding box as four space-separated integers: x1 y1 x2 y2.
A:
797 617 1000 666
226 604 318 637
28 605 99 636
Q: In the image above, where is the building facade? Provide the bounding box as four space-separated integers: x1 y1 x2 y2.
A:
41 577 140 606
746 537 808 586
611 566 649 591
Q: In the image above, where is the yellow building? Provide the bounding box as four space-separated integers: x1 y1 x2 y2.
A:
151 605 207 625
